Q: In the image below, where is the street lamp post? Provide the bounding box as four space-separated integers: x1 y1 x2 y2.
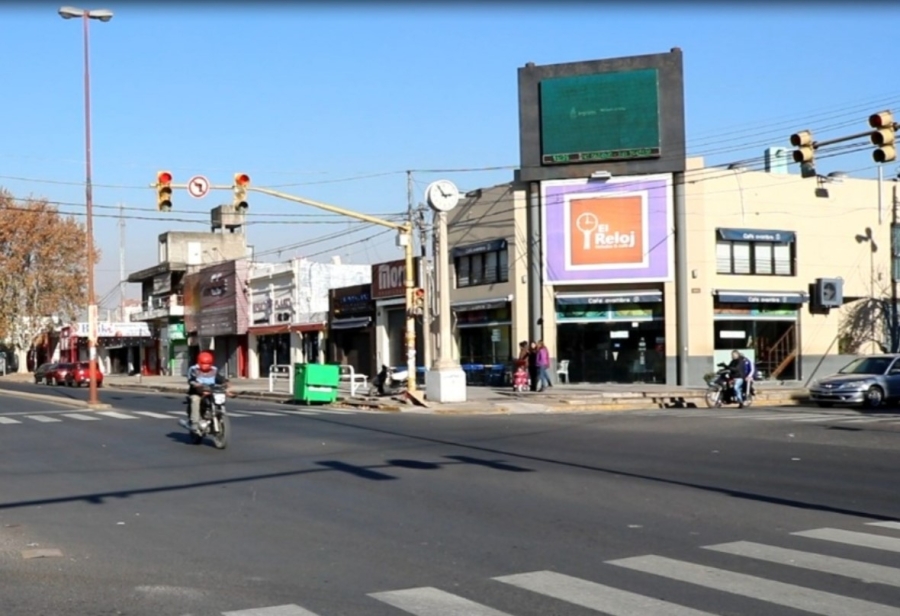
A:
59 6 113 407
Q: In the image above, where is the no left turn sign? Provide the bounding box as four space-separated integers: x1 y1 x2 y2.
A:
188 175 210 199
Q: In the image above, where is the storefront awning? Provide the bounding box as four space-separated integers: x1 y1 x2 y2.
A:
715 290 809 304
451 298 510 312
330 317 372 331
717 228 796 243
555 290 663 305
249 324 291 336
291 322 326 333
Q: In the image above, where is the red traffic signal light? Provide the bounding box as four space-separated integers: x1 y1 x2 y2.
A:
157 171 173 185
869 111 894 129
234 173 250 186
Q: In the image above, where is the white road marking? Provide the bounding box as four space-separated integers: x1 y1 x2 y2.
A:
222 605 323 616
608 554 900 616
95 411 138 420
369 587 514 615
792 528 900 553
61 413 101 421
130 411 175 419
705 540 900 587
495 570 718 615
26 415 62 423
867 521 900 530
0 417 21 424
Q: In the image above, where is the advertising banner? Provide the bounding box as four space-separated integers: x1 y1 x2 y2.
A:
541 174 673 284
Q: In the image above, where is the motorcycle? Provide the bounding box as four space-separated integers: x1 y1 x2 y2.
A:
178 384 230 449
370 365 409 396
705 363 756 408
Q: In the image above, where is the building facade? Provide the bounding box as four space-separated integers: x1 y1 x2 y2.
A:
328 283 375 378
246 258 371 378
128 230 251 375
371 257 425 374
445 157 888 386
445 184 530 381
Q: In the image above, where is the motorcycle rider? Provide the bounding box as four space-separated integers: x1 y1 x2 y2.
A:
726 350 753 408
185 351 229 432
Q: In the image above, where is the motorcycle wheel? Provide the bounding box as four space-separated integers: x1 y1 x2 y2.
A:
705 386 723 408
212 414 229 450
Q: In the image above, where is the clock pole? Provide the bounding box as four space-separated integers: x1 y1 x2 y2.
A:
424 180 467 403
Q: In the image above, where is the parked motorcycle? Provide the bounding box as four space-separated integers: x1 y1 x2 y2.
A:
705 363 755 408
178 384 230 449
371 365 408 396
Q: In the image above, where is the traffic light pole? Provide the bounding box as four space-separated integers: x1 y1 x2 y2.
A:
892 183 899 353
160 182 419 397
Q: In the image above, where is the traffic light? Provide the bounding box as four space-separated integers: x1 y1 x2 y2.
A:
233 173 250 210
789 130 816 177
156 171 173 211
869 110 896 163
814 278 843 309
414 288 425 310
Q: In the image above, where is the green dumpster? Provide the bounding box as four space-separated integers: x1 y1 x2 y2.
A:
293 363 340 404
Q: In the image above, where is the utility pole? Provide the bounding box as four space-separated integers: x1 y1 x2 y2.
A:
118 202 126 321
892 181 899 352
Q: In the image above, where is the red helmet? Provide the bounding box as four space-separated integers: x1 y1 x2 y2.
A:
197 351 214 367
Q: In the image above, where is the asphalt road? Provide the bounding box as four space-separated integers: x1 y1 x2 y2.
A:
1 383 899 616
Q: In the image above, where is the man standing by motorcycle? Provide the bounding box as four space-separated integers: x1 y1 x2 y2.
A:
185 351 229 433
726 350 754 408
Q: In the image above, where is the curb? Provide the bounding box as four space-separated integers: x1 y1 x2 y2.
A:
0 387 94 409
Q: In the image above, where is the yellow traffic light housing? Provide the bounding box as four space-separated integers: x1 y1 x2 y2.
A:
233 173 250 210
156 171 173 211
870 110 896 163
790 130 814 163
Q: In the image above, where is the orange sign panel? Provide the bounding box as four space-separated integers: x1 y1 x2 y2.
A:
568 195 645 267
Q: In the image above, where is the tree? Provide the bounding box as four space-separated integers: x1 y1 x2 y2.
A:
837 268 897 355
0 190 100 372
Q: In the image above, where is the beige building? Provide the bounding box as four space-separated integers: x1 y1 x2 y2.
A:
446 156 891 386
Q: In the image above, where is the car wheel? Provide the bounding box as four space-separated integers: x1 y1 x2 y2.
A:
864 385 885 409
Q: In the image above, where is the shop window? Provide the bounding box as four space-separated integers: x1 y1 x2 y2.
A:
455 247 509 288
716 238 795 276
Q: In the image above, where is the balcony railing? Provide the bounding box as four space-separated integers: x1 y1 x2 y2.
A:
131 294 185 321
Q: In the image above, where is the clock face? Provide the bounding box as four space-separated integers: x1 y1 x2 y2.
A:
427 180 460 212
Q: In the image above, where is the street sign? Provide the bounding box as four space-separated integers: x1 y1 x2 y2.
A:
187 175 210 199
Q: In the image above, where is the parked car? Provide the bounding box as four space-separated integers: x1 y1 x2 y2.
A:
46 362 75 386
807 354 900 408
65 362 104 388
34 362 58 384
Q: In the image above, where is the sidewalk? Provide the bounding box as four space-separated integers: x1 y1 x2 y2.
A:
96 374 809 415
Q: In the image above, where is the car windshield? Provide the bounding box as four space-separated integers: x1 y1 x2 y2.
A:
838 357 893 375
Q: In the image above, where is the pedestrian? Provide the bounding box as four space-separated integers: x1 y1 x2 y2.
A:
528 341 539 392
536 340 552 391
513 341 530 392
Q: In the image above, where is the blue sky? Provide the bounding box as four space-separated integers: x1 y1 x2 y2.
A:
1 4 896 309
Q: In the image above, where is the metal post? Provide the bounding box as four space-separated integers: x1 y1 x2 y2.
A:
878 165 884 225
528 182 542 341
892 183 899 353
434 212 454 368
673 171 689 385
402 226 417 394
81 12 99 407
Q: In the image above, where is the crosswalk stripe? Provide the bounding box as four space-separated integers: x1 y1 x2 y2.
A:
0 417 21 424
221 605 323 616
241 411 287 417
867 521 900 530
369 587 514 615
704 540 900 587
95 411 138 420
494 570 718 616
278 410 319 416
751 414 834 421
27 415 62 423
793 528 900 553
62 413 101 421
130 411 175 419
227 412 250 417
608 554 900 616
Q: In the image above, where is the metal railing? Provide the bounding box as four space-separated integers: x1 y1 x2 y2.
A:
268 364 293 393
